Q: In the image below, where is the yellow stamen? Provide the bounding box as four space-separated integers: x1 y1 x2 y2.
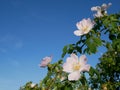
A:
83 26 88 31
73 63 81 71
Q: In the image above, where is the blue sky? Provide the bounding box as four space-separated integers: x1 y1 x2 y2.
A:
0 0 120 90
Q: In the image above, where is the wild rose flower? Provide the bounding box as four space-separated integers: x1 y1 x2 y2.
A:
94 10 103 17
30 83 36 88
101 3 112 11
74 18 94 36
63 53 90 81
91 3 112 17
39 56 52 68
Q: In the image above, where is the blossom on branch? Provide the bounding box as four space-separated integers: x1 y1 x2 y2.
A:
74 18 95 36
63 53 90 81
91 3 112 17
30 83 36 88
39 56 52 68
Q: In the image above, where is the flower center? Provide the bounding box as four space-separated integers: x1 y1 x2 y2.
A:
83 26 88 31
73 63 81 71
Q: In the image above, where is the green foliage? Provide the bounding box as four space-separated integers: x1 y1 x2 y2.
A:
85 36 102 54
19 82 39 90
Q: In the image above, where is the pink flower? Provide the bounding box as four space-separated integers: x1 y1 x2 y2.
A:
74 18 95 36
91 3 112 17
39 56 52 68
63 54 90 81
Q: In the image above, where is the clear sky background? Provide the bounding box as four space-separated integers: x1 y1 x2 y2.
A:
0 0 120 90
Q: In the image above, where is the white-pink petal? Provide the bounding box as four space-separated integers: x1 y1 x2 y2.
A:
68 71 81 81
79 64 90 72
66 56 77 64
70 53 78 62
74 30 84 36
63 63 73 73
79 55 87 65
94 11 103 17
91 6 98 11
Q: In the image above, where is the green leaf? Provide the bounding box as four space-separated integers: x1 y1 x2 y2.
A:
64 85 73 90
62 45 68 58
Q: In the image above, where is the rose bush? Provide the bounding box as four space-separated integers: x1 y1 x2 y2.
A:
20 3 120 90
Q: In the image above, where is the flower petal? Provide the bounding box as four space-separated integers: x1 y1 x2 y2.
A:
66 54 78 64
91 6 98 11
79 55 87 66
74 30 84 36
39 56 52 67
94 11 103 17
79 64 90 72
63 63 73 73
68 71 81 81
91 6 101 11
70 53 78 62
101 3 108 10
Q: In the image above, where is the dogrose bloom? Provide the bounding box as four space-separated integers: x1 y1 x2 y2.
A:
39 56 52 68
30 83 36 88
63 53 90 81
91 3 112 17
74 18 95 36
